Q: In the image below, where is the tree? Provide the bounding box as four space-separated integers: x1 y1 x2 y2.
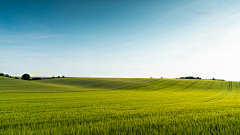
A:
212 77 215 80
21 73 30 80
0 73 4 76
5 74 9 77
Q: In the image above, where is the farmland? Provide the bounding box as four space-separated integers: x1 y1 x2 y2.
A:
1 77 240 134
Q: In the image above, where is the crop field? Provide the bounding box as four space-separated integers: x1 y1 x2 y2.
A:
0 77 156 93
1 77 240 134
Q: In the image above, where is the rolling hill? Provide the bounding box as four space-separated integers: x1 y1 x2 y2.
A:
1 77 240 134
0 77 157 92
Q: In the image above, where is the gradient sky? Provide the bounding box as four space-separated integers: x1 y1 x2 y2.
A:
1 0 240 81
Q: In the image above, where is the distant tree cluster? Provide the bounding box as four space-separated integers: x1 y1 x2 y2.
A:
0 73 12 78
31 77 42 80
52 75 65 78
179 76 201 79
20 73 42 80
1 72 65 80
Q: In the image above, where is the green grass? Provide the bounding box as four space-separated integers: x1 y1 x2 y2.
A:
1 77 240 134
0 77 157 92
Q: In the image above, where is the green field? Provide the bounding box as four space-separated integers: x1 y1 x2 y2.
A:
1 77 240 134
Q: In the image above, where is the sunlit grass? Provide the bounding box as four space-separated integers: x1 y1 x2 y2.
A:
1 77 240 134
0 77 156 92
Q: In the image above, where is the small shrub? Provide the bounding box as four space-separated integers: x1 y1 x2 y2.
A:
14 77 19 79
32 77 41 80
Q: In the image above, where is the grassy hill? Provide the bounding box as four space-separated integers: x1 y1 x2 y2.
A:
1 77 240 134
35 77 158 90
0 77 157 92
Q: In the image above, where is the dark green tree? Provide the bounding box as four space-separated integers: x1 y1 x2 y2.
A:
0 73 4 76
21 73 30 80
5 74 10 77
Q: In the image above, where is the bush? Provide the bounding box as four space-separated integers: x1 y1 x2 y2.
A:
21 73 30 80
14 77 19 79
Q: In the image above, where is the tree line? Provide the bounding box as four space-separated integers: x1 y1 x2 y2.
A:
0 73 65 80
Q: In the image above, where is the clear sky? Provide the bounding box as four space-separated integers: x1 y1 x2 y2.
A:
1 0 240 81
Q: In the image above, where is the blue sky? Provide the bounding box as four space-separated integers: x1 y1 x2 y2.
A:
1 0 240 80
